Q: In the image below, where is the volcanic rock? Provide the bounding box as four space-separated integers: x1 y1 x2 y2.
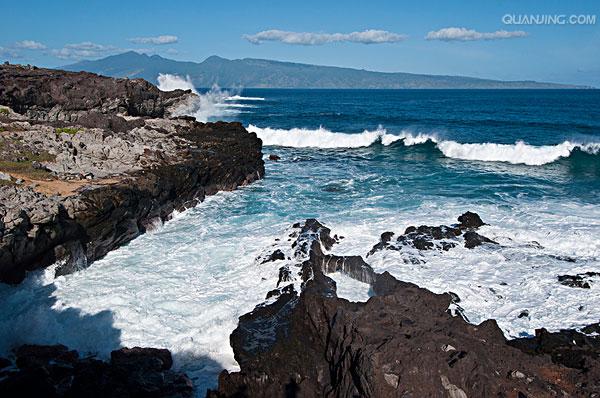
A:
457 211 486 229
0 65 264 284
260 249 285 264
368 211 497 257
463 230 498 249
557 272 600 289
0 345 193 397
209 219 600 397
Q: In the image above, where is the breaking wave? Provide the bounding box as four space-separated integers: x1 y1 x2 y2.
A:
157 73 249 122
247 124 600 166
225 95 265 101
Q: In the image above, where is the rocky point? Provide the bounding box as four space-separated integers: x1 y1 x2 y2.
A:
0 64 264 284
210 214 600 397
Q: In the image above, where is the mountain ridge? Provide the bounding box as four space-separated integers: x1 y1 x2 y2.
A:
63 51 591 89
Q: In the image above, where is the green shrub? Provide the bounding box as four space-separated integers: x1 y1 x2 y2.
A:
55 127 80 135
0 108 9 116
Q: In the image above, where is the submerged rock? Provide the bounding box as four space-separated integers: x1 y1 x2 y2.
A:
557 272 600 289
260 249 285 264
368 211 497 257
463 230 498 249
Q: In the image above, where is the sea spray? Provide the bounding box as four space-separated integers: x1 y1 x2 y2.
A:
157 73 242 122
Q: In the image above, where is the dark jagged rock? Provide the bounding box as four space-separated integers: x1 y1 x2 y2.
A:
260 249 285 264
509 326 600 372
210 219 600 397
463 230 498 249
277 266 293 286
0 64 189 121
557 272 600 289
0 345 193 397
368 211 497 257
110 347 173 371
268 154 280 161
0 66 265 284
265 283 296 300
457 211 486 229
398 224 461 251
293 218 337 257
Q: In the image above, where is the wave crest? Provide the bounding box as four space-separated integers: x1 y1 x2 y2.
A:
247 124 600 166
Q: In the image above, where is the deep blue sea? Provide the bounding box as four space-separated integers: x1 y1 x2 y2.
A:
233 89 600 203
2 87 599 394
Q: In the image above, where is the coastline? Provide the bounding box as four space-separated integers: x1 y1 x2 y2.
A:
0 65 598 397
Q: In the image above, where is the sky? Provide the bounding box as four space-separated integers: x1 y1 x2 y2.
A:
2 0 599 86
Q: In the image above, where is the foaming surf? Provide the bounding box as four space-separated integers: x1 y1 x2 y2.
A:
225 95 265 101
157 74 253 122
247 124 600 166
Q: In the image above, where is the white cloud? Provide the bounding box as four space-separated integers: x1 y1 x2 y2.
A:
128 35 178 45
426 27 528 41
50 42 119 60
15 40 46 50
243 29 407 45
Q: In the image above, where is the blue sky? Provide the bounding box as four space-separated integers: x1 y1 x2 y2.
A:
2 0 599 85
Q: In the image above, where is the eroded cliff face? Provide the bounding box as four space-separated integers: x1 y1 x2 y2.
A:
0 65 264 284
210 216 600 397
0 64 189 121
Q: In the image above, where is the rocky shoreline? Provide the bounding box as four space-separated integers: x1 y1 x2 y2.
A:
0 344 193 397
0 64 264 284
209 215 600 397
1 65 598 397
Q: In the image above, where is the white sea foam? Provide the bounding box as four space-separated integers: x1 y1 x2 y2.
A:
225 95 265 101
0 190 599 395
247 124 600 165
157 74 244 122
247 124 395 148
437 140 600 166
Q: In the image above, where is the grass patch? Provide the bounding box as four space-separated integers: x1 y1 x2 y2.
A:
0 160 54 180
0 179 15 186
23 150 56 162
55 127 80 136
0 149 56 180
0 108 9 116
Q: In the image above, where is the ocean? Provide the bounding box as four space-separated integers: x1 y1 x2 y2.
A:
1 86 599 394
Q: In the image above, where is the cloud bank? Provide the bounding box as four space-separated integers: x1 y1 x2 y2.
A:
244 29 407 45
426 27 528 41
129 35 178 45
15 40 46 50
50 42 119 60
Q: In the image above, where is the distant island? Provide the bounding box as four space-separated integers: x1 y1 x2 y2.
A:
63 51 589 89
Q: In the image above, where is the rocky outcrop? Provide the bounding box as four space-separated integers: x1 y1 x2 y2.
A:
0 64 190 121
0 65 264 283
209 218 600 397
367 212 497 259
0 344 193 397
557 272 600 289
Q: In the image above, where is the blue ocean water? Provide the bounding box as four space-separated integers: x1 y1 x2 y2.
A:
231 89 600 203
